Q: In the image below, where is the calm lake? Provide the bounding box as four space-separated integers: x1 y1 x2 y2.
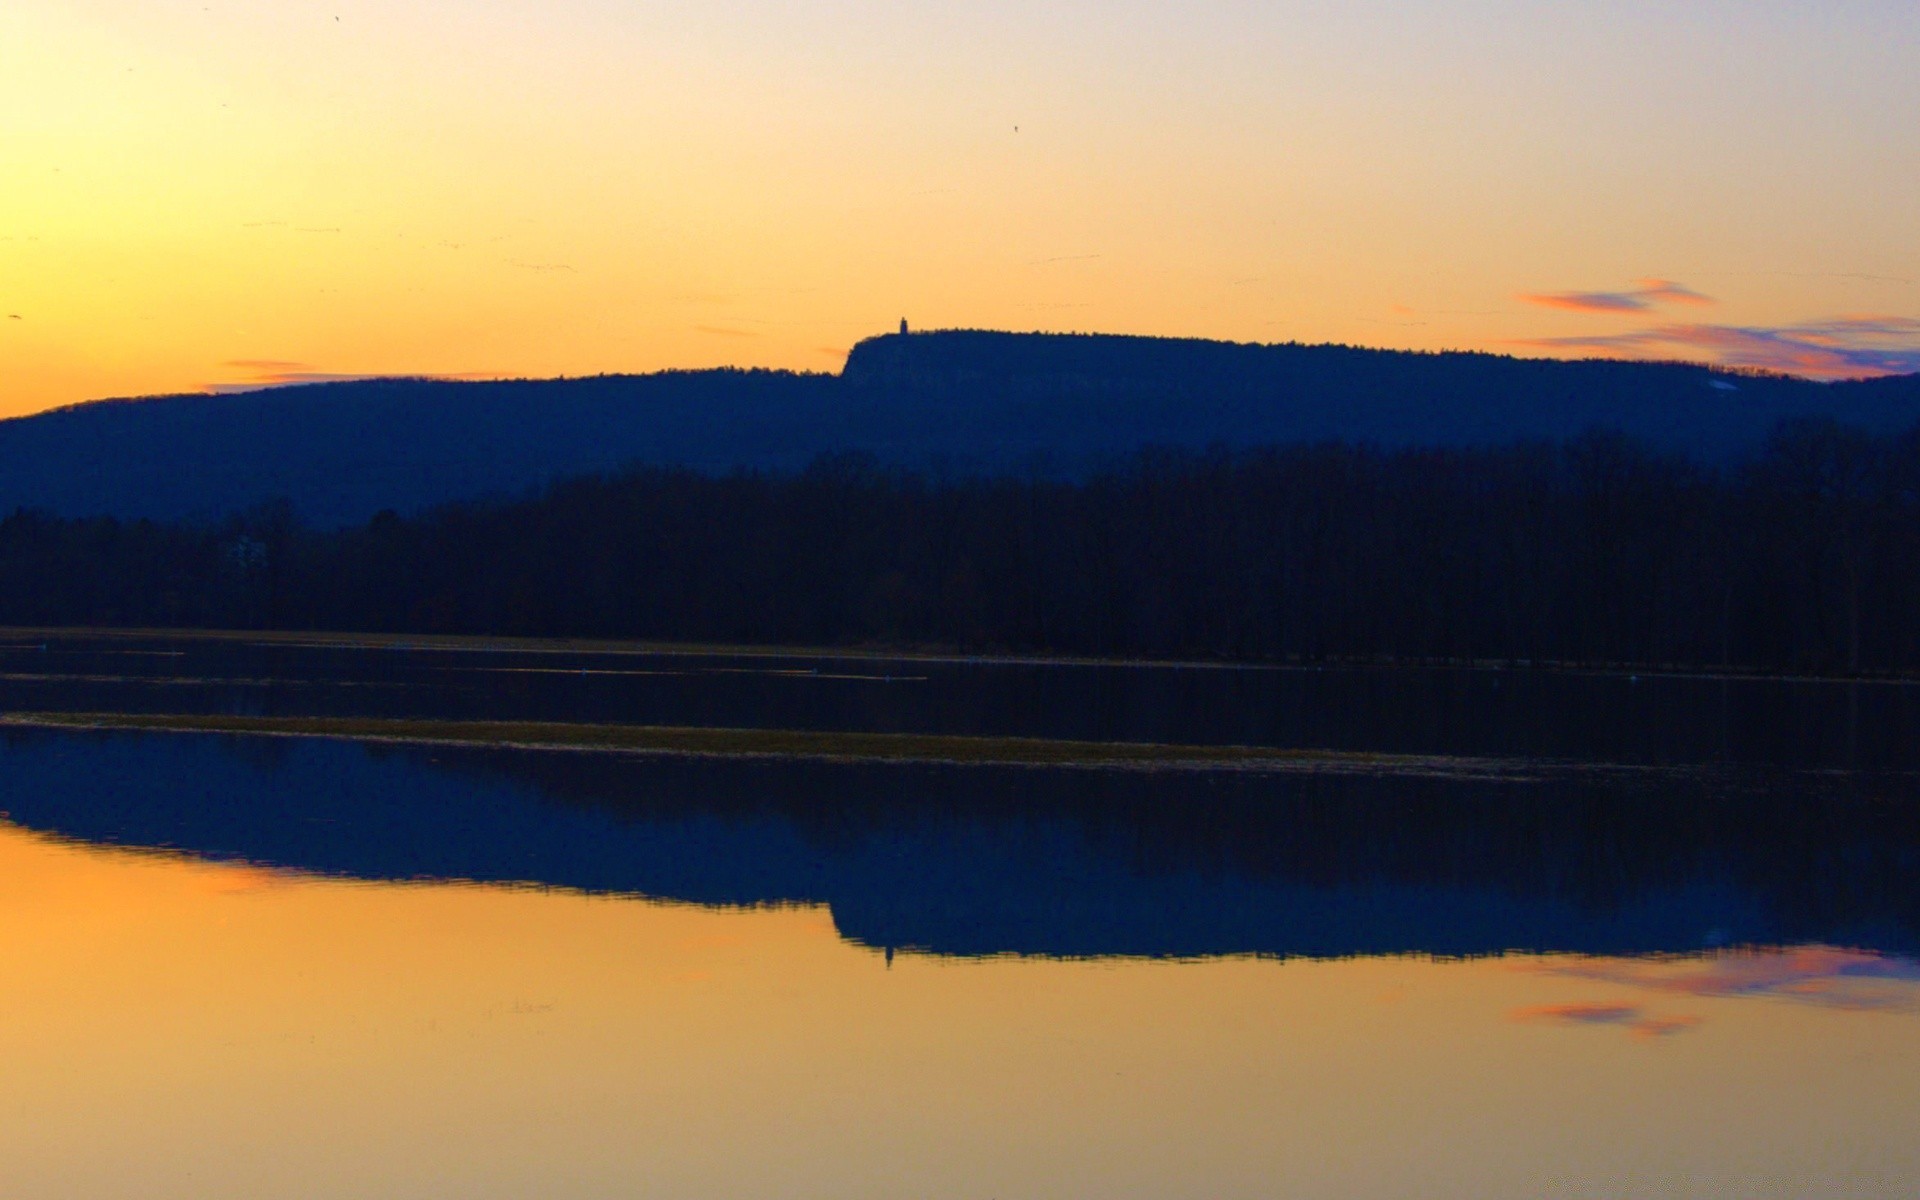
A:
2 632 1918 1197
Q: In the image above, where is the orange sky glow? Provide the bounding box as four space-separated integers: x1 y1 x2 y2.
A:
3 1 1918 417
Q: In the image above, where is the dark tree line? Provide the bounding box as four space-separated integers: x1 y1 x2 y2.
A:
4 418 1918 675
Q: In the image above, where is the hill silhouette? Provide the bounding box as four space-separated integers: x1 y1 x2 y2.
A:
4 330 1918 525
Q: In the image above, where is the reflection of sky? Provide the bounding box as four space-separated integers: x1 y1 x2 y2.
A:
1510 947 1920 1041
1510 1002 1702 1040
1548 946 1920 1012
4 822 1920 1196
2 1 1917 412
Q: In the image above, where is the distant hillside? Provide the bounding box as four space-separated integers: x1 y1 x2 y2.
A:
843 331 1920 455
4 330 1918 525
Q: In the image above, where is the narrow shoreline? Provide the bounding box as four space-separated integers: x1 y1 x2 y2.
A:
3 625 1919 686
0 711 1565 779
0 624 1275 671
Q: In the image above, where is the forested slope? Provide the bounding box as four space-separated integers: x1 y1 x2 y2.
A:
5 419 1917 675
4 331 1916 525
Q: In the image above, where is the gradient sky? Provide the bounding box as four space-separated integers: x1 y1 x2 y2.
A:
3 0 1918 416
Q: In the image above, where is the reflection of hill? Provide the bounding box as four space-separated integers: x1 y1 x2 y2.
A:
4 331 1916 524
4 728 1917 958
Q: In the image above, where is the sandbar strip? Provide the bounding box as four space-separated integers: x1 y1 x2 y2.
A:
0 711 1551 778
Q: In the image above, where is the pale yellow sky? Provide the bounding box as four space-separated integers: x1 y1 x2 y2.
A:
4 1 1918 416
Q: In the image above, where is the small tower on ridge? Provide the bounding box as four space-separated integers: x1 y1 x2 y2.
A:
899 317 909 335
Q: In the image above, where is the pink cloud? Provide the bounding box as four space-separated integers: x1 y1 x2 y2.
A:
1522 291 1651 314
1633 278 1716 306
1516 315 1920 379
1520 278 1716 314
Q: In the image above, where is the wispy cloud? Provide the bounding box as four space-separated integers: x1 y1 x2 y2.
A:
1519 315 1920 379
1520 278 1716 314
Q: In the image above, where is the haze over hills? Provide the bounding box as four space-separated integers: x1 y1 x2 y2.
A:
5 330 1919 526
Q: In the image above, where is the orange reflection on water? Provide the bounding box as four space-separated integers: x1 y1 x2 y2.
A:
1 821 1918 1199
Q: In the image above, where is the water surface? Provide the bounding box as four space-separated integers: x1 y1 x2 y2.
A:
2 633 1917 1197
7 630 1920 768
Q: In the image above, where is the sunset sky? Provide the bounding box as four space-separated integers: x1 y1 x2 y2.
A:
3 0 1917 417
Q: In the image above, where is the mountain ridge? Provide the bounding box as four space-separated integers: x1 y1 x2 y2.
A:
5 330 1918 526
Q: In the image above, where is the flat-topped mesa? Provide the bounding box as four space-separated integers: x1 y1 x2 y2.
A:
841 328 1309 390
841 328 1920 428
838 327 1838 399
